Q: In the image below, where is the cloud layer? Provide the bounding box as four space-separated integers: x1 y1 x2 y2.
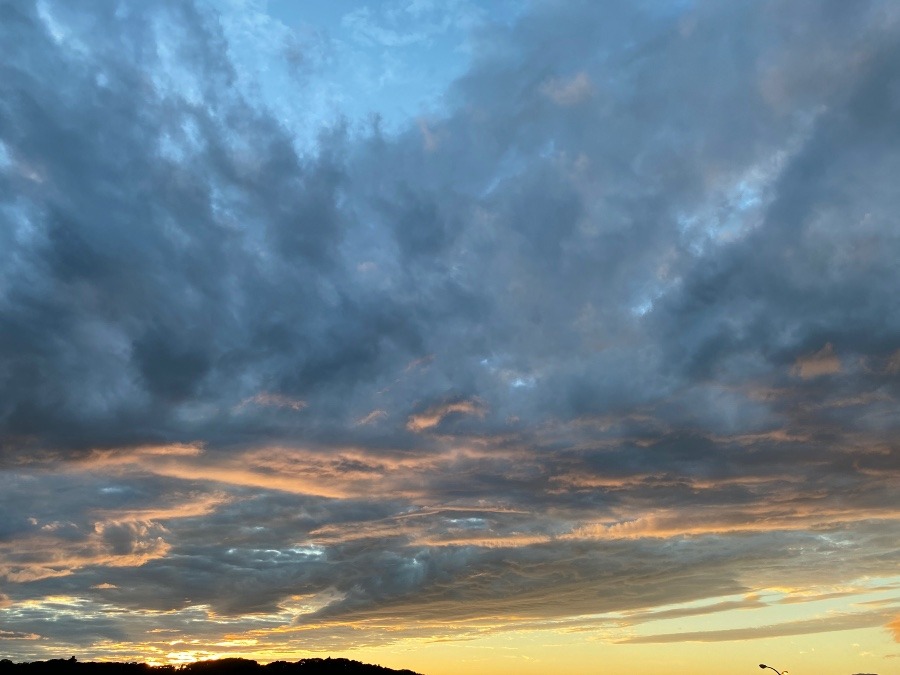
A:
1 0 899 666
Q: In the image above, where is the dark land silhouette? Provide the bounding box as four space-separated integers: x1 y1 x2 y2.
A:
0 657 422 675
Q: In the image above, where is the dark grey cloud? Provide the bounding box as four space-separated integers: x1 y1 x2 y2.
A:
0 0 426 456
3 0 898 456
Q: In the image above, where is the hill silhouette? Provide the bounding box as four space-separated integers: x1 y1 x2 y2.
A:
0 657 422 675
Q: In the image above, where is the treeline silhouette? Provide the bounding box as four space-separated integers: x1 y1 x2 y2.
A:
0 657 422 675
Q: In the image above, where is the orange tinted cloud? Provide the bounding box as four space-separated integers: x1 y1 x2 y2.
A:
888 614 900 641
548 471 804 492
412 533 552 548
92 491 231 522
82 443 204 468
72 444 428 499
793 342 841 378
0 527 171 583
0 629 41 640
567 505 900 540
0 487 229 584
407 399 486 432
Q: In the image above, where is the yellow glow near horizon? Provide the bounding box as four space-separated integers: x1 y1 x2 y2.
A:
5 579 896 674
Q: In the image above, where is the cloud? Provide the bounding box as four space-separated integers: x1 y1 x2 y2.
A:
341 0 483 48
1 0 900 663
355 410 387 426
618 610 895 644
889 615 900 642
793 342 842 379
0 629 41 640
619 595 766 624
235 393 309 412
3 0 897 466
0 525 171 584
540 72 593 106
406 399 486 432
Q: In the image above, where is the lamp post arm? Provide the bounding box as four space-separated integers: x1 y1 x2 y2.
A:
759 664 786 675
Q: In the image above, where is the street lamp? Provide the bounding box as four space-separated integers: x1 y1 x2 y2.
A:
759 664 787 675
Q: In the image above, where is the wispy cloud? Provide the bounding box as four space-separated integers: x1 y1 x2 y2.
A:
406 399 486 432
236 393 309 412
618 610 896 644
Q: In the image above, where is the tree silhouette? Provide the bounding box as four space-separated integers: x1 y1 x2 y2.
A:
0 657 422 675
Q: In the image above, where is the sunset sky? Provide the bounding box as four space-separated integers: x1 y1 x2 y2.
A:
1 1 899 674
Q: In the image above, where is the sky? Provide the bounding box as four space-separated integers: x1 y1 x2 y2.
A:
0 0 899 673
